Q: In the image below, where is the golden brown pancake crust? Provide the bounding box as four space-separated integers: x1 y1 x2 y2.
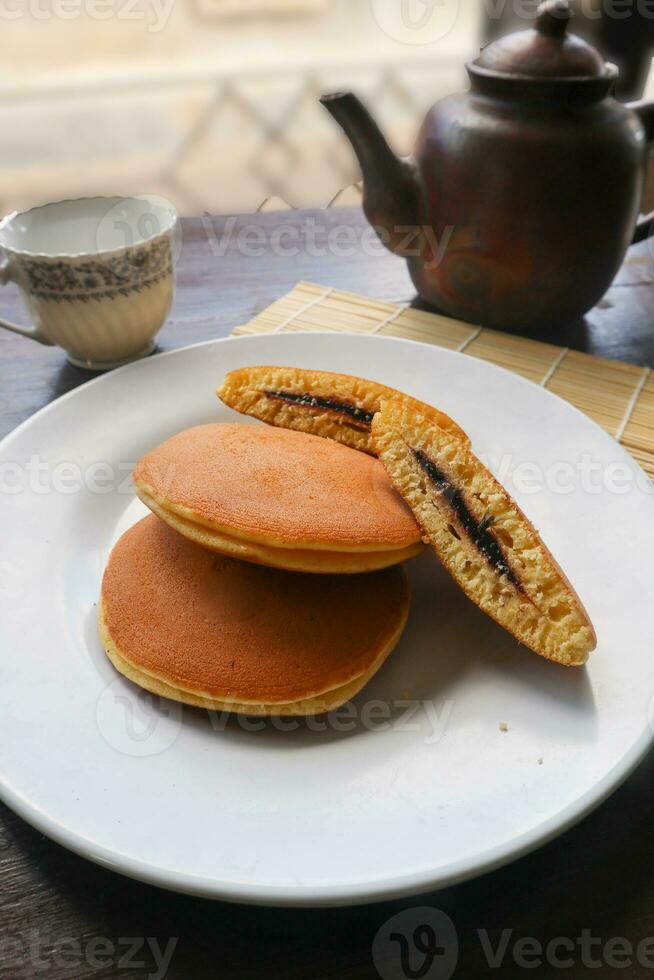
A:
134 423 420 550
99 607 405 716
217 365 468 455
137 485 423 574
100 516 410 705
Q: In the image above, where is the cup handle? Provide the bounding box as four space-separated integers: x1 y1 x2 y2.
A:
0 256 53 345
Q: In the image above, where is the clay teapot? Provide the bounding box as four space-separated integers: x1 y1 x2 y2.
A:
321 0 654 330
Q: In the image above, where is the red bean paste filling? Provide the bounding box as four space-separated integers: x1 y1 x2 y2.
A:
264 389 374 428
412 448 522 590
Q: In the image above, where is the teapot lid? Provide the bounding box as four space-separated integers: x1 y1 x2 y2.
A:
475 0 606 79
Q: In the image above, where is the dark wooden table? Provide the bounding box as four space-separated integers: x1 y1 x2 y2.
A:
2 207 654 980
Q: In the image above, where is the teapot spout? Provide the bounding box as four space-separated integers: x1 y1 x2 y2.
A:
320 92 421 256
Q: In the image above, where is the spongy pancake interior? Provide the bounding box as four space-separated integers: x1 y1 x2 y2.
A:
133 422 420 551
217 365 468 455
372 400 596 667
100 516 410 707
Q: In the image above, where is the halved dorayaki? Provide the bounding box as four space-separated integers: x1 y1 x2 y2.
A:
217 365 467 455
372 400 596 666
99 516 410 716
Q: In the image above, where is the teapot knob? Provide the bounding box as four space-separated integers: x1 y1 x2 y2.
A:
536 0 571 37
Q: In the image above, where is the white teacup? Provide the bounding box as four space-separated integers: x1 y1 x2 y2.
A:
0 195 177 370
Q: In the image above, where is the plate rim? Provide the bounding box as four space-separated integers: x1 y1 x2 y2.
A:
0 330 628 455
0 738 647 907
1 331 651 907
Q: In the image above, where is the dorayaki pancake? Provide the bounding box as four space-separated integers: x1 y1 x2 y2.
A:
372 400 596 666
217 365 468 455
99 516 410 716
133 422 423 573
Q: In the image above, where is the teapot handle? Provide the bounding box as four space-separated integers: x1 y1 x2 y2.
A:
628 99 654 243
632 211 654 244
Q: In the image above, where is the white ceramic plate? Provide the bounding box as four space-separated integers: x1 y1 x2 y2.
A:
1 332 653 907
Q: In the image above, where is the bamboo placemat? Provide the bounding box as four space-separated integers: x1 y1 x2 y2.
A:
233 281 654 477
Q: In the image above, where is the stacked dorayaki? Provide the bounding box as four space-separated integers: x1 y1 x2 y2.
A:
99 367 596 718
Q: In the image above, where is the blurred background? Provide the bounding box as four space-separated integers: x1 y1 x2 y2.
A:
2 0 654 217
